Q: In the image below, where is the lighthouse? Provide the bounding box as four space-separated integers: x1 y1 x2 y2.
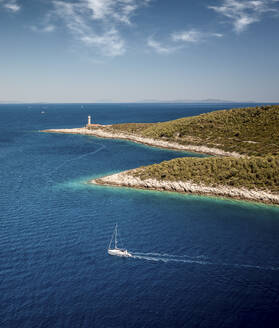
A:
86 115 101 128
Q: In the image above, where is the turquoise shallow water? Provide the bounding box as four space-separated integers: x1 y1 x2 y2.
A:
1 103 279 328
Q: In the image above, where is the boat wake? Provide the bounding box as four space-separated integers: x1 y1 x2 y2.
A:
130 252 279 271
50 144 106 176
44 143 106 185
131 252 210 264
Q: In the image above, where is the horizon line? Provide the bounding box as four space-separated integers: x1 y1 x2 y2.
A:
1 100 279 105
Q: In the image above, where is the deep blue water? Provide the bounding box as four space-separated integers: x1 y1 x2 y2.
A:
1 103 279 328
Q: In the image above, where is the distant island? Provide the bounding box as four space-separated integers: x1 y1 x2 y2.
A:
138 98 242 103
42 105 279 205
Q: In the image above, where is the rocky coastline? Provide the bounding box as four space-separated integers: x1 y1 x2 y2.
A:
42 127 278 205
42 127 242 157
91 170 279 206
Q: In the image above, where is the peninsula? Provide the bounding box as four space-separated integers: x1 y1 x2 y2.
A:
42 105 279 205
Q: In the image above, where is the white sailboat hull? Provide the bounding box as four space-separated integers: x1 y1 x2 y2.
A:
108 249 132 257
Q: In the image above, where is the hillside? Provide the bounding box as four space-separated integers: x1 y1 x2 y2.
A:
132 155 279 193
45 105 279 204
107 105 279 156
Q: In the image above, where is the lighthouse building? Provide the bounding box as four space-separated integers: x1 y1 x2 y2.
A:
86 115 101 128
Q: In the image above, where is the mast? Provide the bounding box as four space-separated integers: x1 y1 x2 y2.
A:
108 225 116 250
115 224 118 249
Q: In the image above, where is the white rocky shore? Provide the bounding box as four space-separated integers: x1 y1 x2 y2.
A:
41 127 278 205
91 170 279 205
42 127 242 157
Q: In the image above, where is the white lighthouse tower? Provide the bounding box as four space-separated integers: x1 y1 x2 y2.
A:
88 115 91 125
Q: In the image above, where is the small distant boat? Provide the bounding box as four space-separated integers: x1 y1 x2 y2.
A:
108 224 132 258
41 111 45 114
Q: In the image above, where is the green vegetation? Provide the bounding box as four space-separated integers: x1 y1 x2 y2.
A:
109 105 279 156
133 155 279 192
108 123 154 134
91 105 279 197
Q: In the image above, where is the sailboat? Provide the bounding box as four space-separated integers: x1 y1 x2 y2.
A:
108 224 132 257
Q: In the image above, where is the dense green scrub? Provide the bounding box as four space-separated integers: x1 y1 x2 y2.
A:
93 105 279 194
108 123 154 134
133 156 279 192
109 105 279 156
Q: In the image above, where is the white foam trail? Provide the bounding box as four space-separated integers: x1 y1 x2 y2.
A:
52 144 106 175
132 252 208 260
130 252 279 271
223 262 279 272
132 254 210 265
133 252 188 257
44 143 106 185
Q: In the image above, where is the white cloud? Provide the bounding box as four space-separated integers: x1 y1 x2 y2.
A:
148 29 223 55
1 0 20 12
86 0 152 24
172 29 222 44
171 30 223 43
31 25 56 33
51 0 152 57
171 30 202 43
209 0 279 32
43 25 56 32
81 28 125 56
147 38 176 54
212 33 224 38
86 0 139 23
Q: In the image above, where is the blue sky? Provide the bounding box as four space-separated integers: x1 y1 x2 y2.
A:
0 0 279 102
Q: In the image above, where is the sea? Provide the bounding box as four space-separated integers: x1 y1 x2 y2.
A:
1 103 279 328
